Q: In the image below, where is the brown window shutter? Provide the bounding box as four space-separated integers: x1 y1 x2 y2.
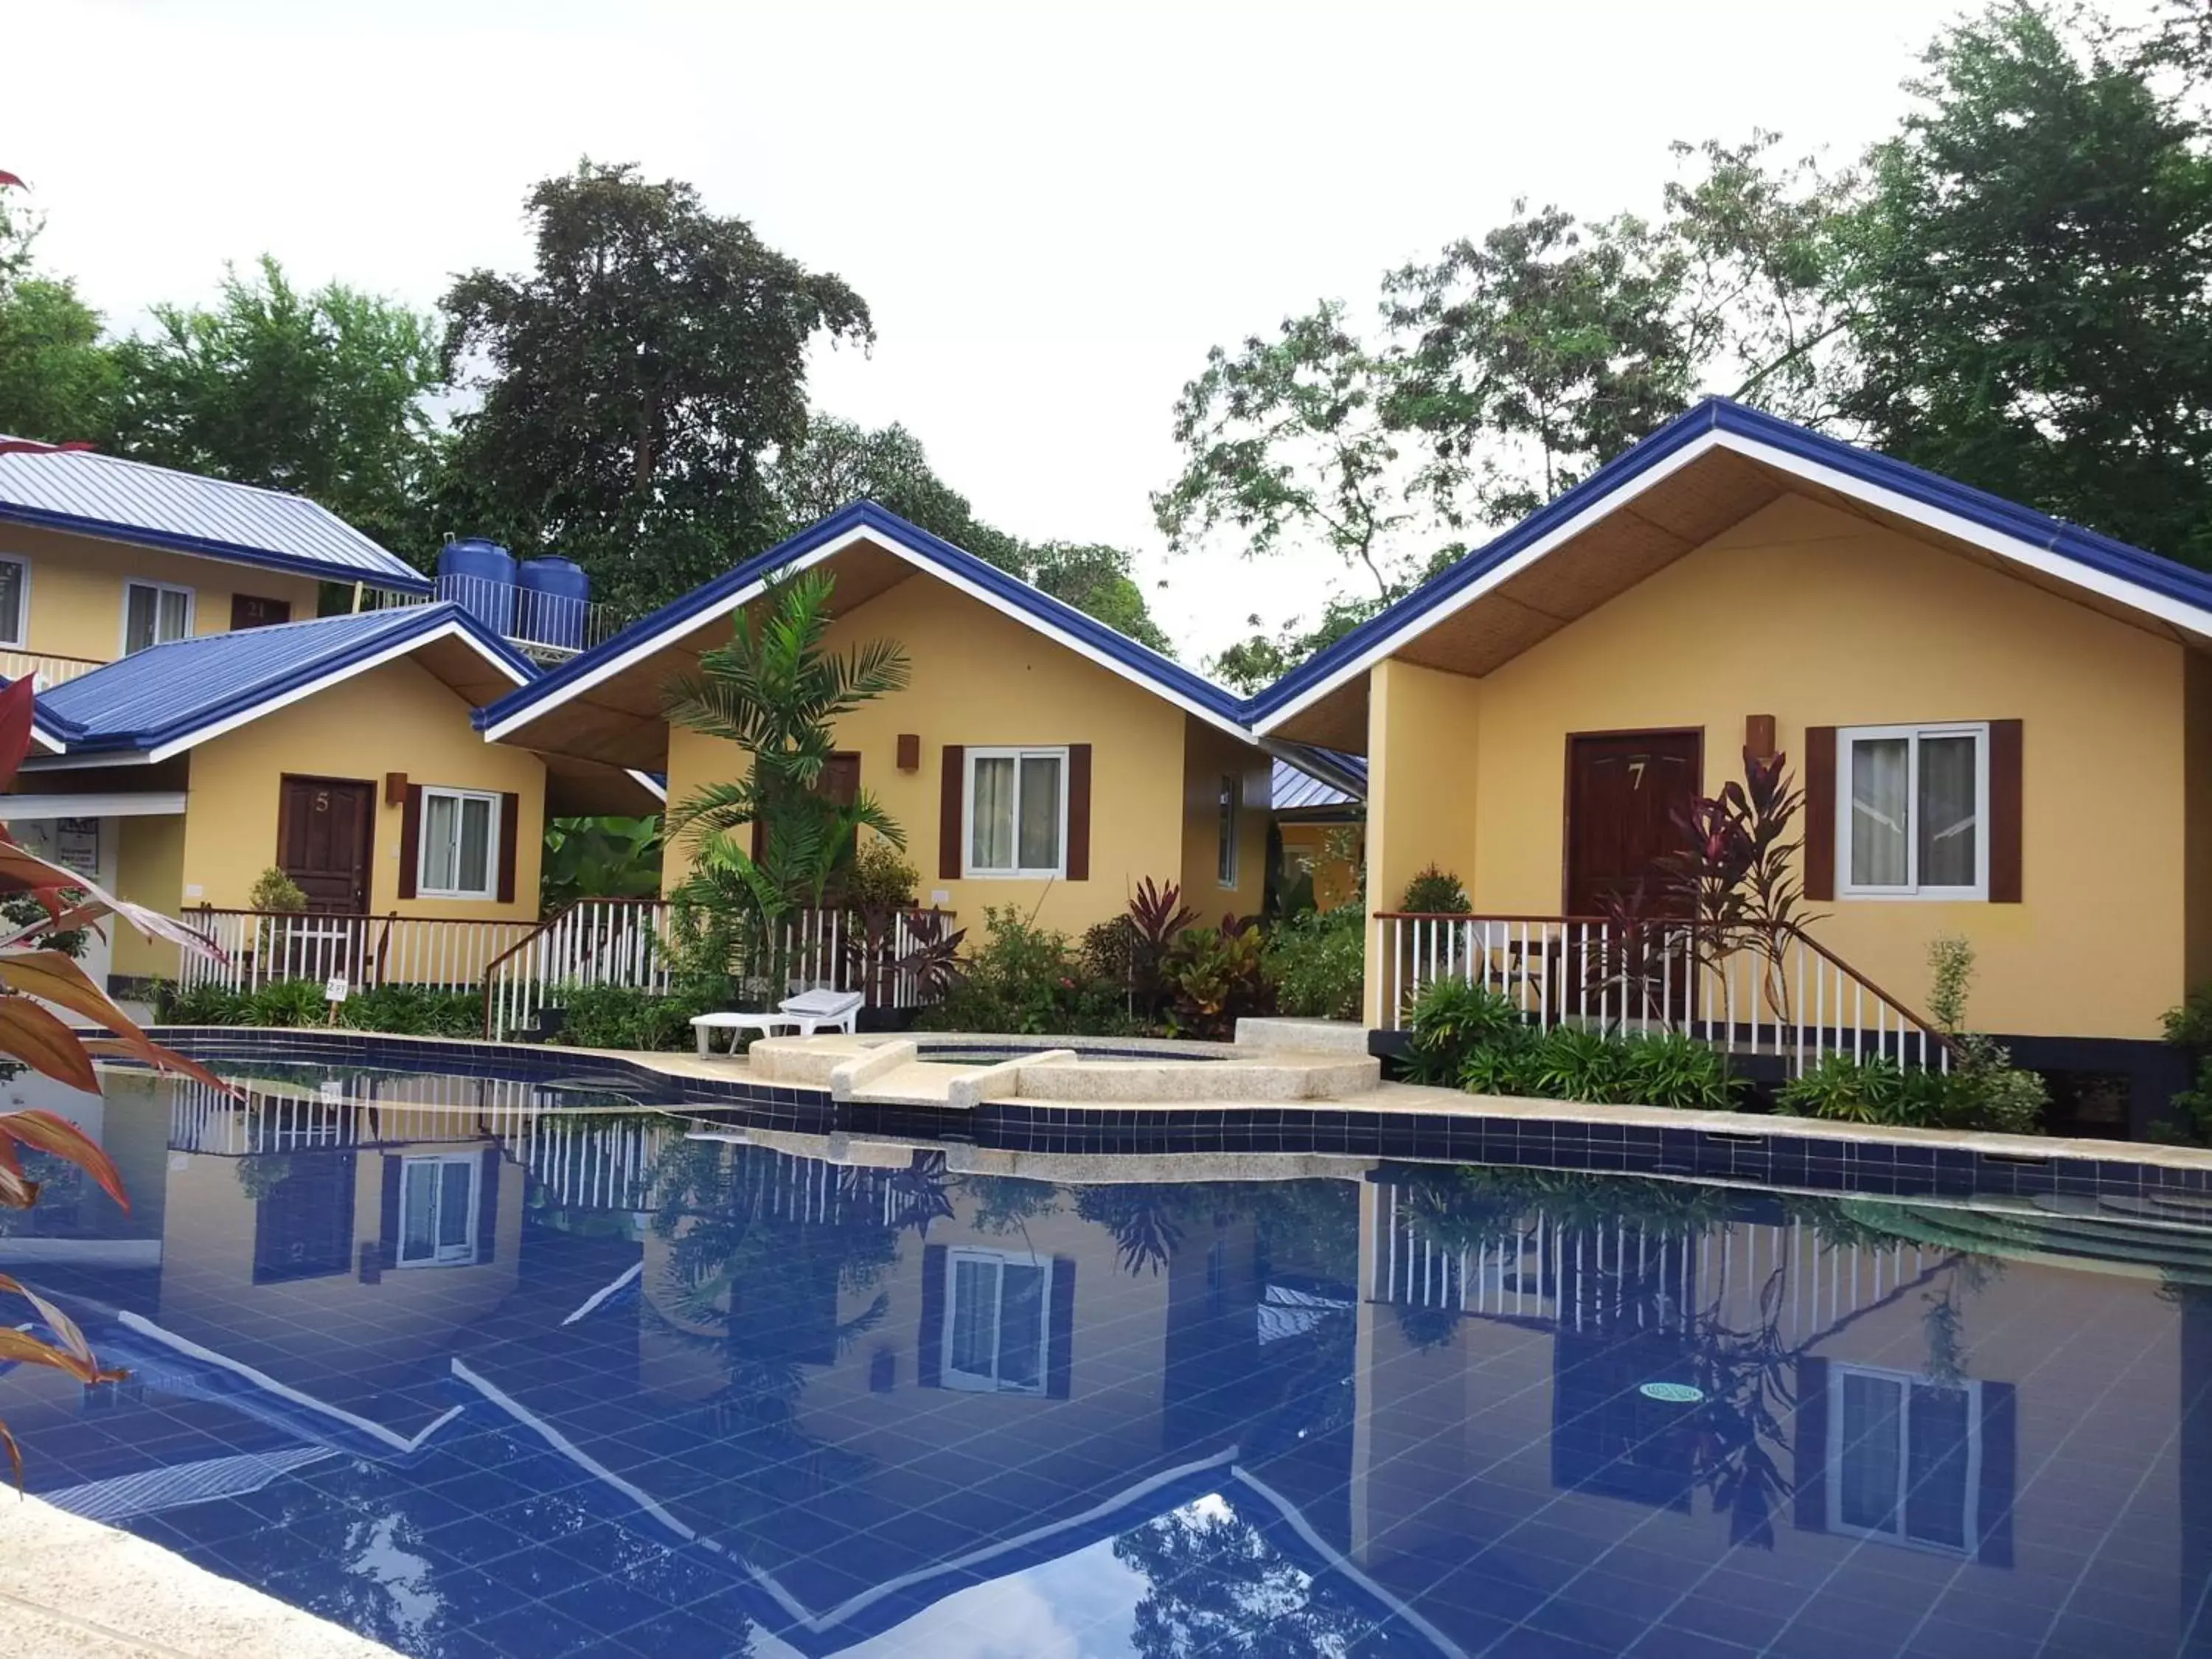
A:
939 745 964 881
497 791 521 905
1065 745 1092 880
1989 719 2023 902
1803 726 1836 902
397 785 422 900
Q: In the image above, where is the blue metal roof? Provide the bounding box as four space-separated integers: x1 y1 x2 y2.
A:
479 500 1251 737
0 442 432 594
1271 748 1366 811
38 604 533 755
1246 396 2212 728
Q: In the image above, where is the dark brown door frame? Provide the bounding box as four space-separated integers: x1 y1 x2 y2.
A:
1559 726 1705 915
276 773 378 914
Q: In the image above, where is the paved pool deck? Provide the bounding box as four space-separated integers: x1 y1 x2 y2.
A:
570 1035 2212 1175
0 1491 397 1658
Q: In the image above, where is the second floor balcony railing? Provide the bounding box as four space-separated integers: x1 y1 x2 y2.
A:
0 647 107 690
363 574 627 659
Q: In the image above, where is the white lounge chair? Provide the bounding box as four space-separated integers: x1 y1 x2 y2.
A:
691 987 864 1056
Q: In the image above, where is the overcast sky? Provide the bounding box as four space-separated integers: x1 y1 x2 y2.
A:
8 0 2170 665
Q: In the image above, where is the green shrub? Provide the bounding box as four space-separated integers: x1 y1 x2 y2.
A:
1455 1026 1738 1111
153 979 253 1025
917 908 1081 1034
246 978 333 1027
843 836 919 911
1264 908 1364 1020
1398 864 1470 914
248 867 309 913
1775 1048 2040 1135
1403 979 1523 1085
551 984 720 1051
1161 922 1273 1040
1079 915 1138 986
346 984 483 1038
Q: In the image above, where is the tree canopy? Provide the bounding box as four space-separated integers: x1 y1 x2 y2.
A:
439 160 874 613
104 256 445 557
1165 0 2212 685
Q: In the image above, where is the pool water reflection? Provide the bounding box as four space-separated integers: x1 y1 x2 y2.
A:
1 1063 2209 1657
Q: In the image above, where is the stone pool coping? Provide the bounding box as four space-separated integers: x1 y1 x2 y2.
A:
142 1026 2212 1198
0 1490 397 1658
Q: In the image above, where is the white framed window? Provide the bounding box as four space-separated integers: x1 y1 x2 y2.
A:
397 1154 479 1267
418 787 500 900
1217 773 1240 888
965 748 1066 878
0 554 29 650
942 1247 1050 1394
1838 723 1988 899
122 580 193 654
1827 1364 1980 1554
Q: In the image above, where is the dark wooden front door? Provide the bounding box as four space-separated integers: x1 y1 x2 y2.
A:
1565 731 1702 917
753 752 860 863
277 776 375 913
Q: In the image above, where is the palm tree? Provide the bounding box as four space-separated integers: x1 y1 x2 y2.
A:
664 569 911 997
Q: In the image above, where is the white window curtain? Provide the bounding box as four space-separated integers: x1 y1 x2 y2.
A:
1843 726 1985 896
1017 754 1062 871
1918 735 1979 889
1848 737 1910 887
972 756 1015 871
420 790 495 897
969 751 1064 875
124 583 190 654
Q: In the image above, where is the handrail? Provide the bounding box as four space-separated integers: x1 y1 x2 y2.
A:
192 904 543 926
1374 910 1952 1073
479 896 664 981
1792 930 1955 1059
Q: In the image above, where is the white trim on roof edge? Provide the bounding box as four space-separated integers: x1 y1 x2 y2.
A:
1251 431 1727 733
481 522 1255 745
1251 428 2212 735
141 619 529 762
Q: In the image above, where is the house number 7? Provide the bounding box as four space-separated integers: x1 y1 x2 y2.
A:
1627 759 1647 789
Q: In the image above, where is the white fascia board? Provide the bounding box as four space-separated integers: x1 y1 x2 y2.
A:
1729 435 2212 641
480 532 863 744
1257 427 2212 736
626 769 667 803
1253 430 1728 734
145 620 529 763
4 790 187 818
19 749 159 771
484 522 1254 745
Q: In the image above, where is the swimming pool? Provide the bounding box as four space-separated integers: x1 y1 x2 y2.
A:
4 1058 2211 1656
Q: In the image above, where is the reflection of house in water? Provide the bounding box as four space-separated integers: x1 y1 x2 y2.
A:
1352 1175 2212 1655
5 1081 2212 1657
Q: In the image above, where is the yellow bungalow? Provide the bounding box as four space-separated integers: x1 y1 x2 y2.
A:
0 442 651 993
478 501 1277 942
1248 397 2212 1135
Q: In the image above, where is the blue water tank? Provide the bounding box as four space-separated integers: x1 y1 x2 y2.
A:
516 556 591 651
436 539 516 636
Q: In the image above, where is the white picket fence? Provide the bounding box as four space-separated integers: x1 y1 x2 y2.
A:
481 899 956 1041
178 908 538 996
1373 912 1950 1074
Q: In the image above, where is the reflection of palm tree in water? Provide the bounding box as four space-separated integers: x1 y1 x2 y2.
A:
645 1138 931 1541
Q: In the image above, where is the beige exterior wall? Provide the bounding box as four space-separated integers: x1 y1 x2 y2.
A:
1178 714 1273 923
1367 494 2194 1039
664 574 1265 941
1363 658 1483 1023
177 655 545 918
0 522 322 667
114 813 187 980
